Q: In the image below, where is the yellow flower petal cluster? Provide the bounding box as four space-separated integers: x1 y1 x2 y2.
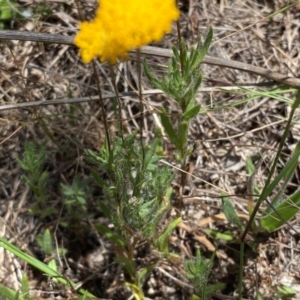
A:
74 0 179 64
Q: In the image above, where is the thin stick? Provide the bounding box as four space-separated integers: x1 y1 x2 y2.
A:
0 90 162 112
0 30 299 87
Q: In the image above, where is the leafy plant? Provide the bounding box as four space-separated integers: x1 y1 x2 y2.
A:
0 0 52 29
60 175 92 219
144 27 213 206
217 90 300 299
0 0 19 28
16 142 55 218
0 237 95 298
184 250 223 299
36 229 67 279
86 133 176 299
0 274 30 300
30 2 51 18
276 285 296 299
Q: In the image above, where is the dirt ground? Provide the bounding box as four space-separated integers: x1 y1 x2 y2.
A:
0 0 300 299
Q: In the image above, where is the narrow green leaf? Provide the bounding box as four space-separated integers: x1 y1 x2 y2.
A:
293 88 300 110
180 41 188 67
43 229 53 255
160 112 180 150
0 285 16 300
172 45 180 60
21 275 30 300
13 290 19 300
98 201 112 219
0 237 96 298
221 192 244 231
165 187 173 200
205 283 225 297
182 104 201 120
190 72 203 99
277 285 296 297
115 257 136 277
245 156 260 197
143 59 162 90
205 229 234 241
191 27 213 69
137 264 156 284
144 138 158 168
76 291 88 300
48 259 58 274
261 144 300 202
0 3 13 20
261 188 300 232
178 121 188 150
246 156 255 174
125 282 143 300
123 133 135 147
188 294 201 300
91 171 109 189
257 293 264 300
95 224 125 248
265 141 300 214
265 1 300 20
284 140 300 184
157 217 181 255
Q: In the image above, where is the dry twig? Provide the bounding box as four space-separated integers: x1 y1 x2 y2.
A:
0 30 299 87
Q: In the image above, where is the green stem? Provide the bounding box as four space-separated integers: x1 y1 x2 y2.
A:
109 64 124 143
238 242 244 300
241 93 299 241
175 0 184 77
136 49 145 167
92 61 111 152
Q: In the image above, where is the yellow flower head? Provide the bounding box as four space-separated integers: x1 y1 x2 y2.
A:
74 0 180 64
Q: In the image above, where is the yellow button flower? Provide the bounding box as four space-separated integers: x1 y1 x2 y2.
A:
74 0 180 64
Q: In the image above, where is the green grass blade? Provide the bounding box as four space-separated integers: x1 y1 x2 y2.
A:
265 1 300 19
261 188 300 232
241 89 300 240
266 141 300 213
0 238 96 298
261 144 300 203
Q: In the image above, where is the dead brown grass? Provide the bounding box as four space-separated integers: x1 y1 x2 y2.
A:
0 0 300 299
